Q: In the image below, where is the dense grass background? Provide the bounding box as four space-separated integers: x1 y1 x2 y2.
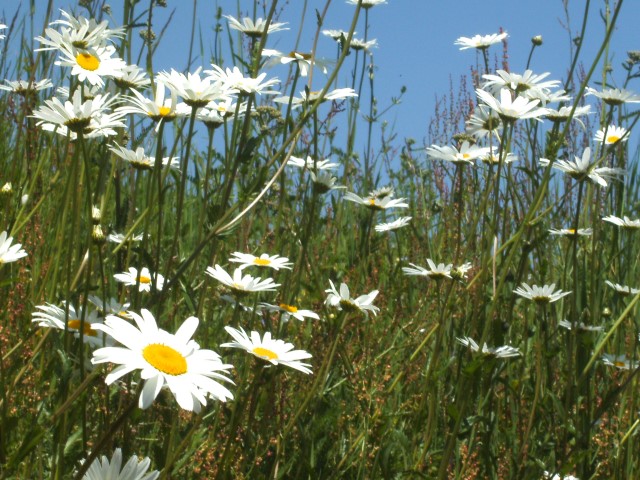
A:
0 0 639 478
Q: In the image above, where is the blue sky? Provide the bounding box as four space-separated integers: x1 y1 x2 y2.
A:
5 0 639 150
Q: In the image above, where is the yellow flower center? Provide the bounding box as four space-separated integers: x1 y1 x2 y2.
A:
252 346 279 360
288 51 313 60
76 53 100 71
279 303 298 313
606 135 620 144
138 275 152 284
462 153 471 159
142 343 188 375
158 106 172 117
253 258 272 266
567 229 576 234
67 319 97 336
614 361 627 368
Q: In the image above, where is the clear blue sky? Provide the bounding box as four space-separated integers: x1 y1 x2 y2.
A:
5 0 639 149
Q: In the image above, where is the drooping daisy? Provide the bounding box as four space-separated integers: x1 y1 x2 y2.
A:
206 65 279 95
594 125 629 145
343 191 408 211
92 310 234 411
157 67 234 108
109 144 180 171
451 262 473 281
274 87 358 108
602 215 640 229
205 265 280 296
259 302 320 322
605 280 640 296
548 227 593 237
346 0 387 8
114 267 165 292
310 170 345 194
349 38 377 51
466 104 502 139
262 50 329 77
558 319 603 333
81 447 159 480
32 90 123 139
513 283 570 304
287 156 339 170
224 15 288 38
482 70 561 102
107 232 144 244
324 280 379 317
454 32 508 50
540 148 625 187
375 216 412 232
476 88 550 122
585 86 640 105
32 302 107 348
426 141 489 164
221 326 312 374
113 64 151 90
0 231 27 264
402 259 453 280
0 79 53 95
229 252 293 271
56 45 127 87
457 337 520 359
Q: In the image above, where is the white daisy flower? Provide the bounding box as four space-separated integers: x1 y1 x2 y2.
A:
602 353 637 370
585 86 640 105
107 232 143 244
221 326 312 374
274 87 358 109
540 147 625 187
229 252 293 271
32 302 108 348
324 280 379 317
113 64 151 90
36 10 124 51
482 70 561 103
109 143 180 171
56 45 127 87
310 170 346 193
594 124 629 145
542 471 580 480
349 38 377 51
513 283 570 304
0 24 6 41
157 67 234 108
451 262 473 280
92 310 234 411
116 82 179 121
196 98 239 127
476 87 550 122
205 265 280 296
427 141 489 164
288 156 339 170
322 29 354 41
87 296 131 319
260 302 320 322
548 228 593 237
262 49 329 77
457 336 521 358
466 105 502 139
605 280 640 296
346 0 387 8
206 65 279 95
544 104 592 127
0 79 53 95
224 15 288 38
0 231 27 264
602 215 640 229
402 259 453 280
343 191 408 211
114 267 165 292
558 320 603 333
479 150 518 165
32 90 124 139
454 32 508 50
81 447 159 480
375 216 412 232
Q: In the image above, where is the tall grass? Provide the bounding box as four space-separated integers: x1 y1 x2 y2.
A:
0 0 639 478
